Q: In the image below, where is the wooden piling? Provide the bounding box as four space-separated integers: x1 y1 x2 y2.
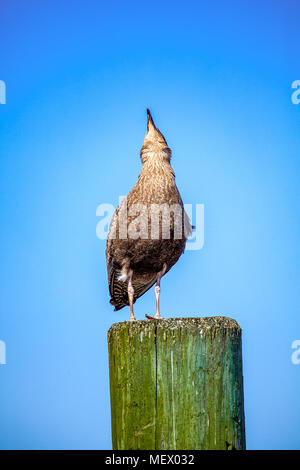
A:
107 316 245 450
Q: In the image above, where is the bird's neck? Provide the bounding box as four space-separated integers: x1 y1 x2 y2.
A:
139 154 174 180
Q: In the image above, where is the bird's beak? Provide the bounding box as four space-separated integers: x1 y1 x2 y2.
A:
147 108 156 132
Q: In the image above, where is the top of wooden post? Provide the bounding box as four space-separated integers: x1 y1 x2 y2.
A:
108 316 241 339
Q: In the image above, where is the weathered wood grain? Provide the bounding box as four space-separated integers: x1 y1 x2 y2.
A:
108 317 245 450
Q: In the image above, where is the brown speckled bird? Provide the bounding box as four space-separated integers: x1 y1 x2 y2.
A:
106 109 191 321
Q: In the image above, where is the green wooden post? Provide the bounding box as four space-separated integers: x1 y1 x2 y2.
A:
107 317 246 450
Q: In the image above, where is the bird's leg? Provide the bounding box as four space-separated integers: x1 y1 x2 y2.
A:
154 282 161 319
146 264 167 320
127 270 136 321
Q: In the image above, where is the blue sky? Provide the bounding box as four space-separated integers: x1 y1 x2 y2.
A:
0 0 299 449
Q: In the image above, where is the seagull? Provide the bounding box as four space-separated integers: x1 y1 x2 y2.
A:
106 109 192 321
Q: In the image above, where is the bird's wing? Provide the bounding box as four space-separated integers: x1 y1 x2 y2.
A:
108 266 156 311
133 275 157 301
108 267 128 310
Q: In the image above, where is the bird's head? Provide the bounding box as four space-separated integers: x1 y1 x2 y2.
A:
140 109 172 164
